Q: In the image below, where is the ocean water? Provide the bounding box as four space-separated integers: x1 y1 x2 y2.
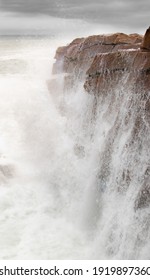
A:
0 36 149 260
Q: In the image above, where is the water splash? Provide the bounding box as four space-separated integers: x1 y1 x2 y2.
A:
0 37 149 259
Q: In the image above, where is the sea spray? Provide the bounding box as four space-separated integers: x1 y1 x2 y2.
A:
0 37 149 260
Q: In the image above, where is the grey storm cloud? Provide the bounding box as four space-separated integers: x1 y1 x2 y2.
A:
0 0 149 34
0 0 149 21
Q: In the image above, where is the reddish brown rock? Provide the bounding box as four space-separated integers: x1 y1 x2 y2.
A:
54 46 67 60
140 26 150 51
84 50 150 95
52 32 143 80
51 29 150 98
52 37 85 75
51 29 150 211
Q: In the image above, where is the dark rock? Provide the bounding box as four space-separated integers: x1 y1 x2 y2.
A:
140 27 150 51
135 180 150 210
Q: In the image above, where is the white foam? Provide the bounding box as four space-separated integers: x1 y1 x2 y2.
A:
0 37 149 260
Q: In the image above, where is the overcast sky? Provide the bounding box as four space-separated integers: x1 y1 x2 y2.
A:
0 0 149 36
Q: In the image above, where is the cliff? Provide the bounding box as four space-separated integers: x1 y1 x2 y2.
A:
52 33 142 77
52 28 150 93
51 28 150 210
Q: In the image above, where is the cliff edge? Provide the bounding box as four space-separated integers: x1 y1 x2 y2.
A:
51 28 150 210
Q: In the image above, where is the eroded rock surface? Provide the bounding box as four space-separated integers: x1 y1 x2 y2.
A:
52 33 143 81
52 28 150 210
140 26 150 51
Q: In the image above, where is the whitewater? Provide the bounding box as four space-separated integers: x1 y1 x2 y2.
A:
0 36 149 260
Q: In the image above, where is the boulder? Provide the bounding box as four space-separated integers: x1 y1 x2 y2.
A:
140 26 150 51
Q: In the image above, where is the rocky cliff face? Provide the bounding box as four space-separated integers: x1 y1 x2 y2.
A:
51 28 150 211
52 32 143 89
52 28 150 94
52 33 142 76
